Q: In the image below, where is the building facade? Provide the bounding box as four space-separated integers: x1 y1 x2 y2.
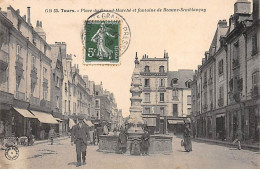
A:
136 52 194 134
0 6 56 140
191 0 260 143
0 6 120 141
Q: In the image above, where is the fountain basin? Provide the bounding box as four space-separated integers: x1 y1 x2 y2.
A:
98 135 172 154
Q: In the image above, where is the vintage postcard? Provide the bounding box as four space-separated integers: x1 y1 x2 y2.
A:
0 0 259 169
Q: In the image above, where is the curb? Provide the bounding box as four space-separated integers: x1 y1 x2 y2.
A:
193 138 260 151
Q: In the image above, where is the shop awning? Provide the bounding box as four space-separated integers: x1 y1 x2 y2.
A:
84 119 94 127
168 120 184 124
31 110 58 124
13 107 37 119
143 118 156 126
69 119 76 129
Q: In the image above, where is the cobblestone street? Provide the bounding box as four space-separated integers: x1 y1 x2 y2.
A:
0 135 259 169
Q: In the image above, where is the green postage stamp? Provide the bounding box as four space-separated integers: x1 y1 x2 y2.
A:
84 20 120 64
83 11 131 65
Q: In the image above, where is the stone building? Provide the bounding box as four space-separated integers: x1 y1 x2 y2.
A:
94 83 121 130
0 6 58 140
191 0 260 142
137 52 194 134
50 42 67 135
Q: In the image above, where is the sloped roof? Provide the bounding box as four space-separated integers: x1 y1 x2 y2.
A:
167 70 194 88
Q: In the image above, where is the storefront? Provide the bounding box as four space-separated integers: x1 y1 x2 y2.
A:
12 107 38 137
215 113 225 140
30 110 59 140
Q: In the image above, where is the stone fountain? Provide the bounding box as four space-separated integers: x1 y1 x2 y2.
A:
127 53 145 155
98 53 173 155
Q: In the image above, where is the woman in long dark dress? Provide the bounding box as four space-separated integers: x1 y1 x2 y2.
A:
183 124 192 152
117 127 127 154
140 129 150 155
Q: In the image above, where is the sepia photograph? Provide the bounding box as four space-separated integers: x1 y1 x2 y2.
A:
0 0 259 169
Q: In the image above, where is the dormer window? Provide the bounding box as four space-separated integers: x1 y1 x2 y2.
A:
144 66 150 72
185 79 192 88
159 66 165 73
171 78 178 86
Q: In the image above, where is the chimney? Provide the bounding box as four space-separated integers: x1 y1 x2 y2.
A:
234 0 251 15
202 58 205 64
27 7 31 25
253 0 260 21
234 0 251 27
205 51 209 60
218 19 227 28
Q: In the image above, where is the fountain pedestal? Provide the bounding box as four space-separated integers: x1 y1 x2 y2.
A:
97 52 172 155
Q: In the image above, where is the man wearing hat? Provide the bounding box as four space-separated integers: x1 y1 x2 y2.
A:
71 116 90 167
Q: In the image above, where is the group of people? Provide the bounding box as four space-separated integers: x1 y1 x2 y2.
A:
117 126 150 155
70 117 152 167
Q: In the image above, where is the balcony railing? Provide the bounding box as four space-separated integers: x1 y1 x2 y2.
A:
16 55 23 69
218 98 224 107
15 91 25 101
251 86 259 98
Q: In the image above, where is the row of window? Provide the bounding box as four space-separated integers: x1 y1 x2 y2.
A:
144 66 165 73
143 105 192 116
144 78 165 87
144 92 192 104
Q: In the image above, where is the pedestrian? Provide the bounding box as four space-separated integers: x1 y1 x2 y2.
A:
27 127 34 146
117 126 127 154
140 127 150 155
103 124 109 135
183 123 192 152
48 127 55 145
232 129 243 150
93 128 97 145
71 116 90 167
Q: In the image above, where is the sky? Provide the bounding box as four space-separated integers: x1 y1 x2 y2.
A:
1 0 248 117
